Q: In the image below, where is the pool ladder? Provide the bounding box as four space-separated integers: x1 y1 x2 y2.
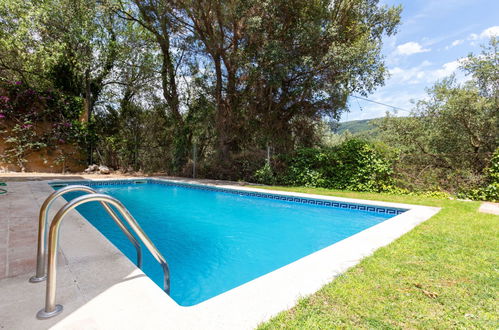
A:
30 185 171 319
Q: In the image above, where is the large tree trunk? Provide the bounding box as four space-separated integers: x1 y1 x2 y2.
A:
158 37 189 172
213 55 231 163
80 70 91 123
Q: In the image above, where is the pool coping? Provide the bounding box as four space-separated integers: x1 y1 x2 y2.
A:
37 177 440 328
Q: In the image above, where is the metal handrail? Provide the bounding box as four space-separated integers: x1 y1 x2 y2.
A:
30 185 143 283
37 193 170 319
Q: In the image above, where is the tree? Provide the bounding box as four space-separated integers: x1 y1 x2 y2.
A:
1 0 401 176
379 38 499 191
0 0 130 164
0 0 121 119
116 0 197 171
178 0 401 162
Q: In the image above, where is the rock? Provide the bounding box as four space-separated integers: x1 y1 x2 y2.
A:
84 164 99 173
99 165 110 174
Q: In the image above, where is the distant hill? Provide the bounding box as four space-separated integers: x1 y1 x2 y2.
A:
336 119 377 135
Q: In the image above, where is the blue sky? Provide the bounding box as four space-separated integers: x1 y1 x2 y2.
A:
341 0 499 122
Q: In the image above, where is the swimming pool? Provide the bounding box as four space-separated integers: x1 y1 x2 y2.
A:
54 179 407 306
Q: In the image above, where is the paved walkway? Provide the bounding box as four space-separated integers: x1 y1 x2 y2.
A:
0 180 178 329
478 202 499 215
0 182 40 279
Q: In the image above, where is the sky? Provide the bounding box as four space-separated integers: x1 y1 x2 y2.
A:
341 0 499 122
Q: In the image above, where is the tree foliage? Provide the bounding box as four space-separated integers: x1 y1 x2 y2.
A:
178 0 401 159
378 38 499 192
1 0 400 176
0 0 122 117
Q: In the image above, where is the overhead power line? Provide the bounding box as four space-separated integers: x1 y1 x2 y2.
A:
350 95 412 113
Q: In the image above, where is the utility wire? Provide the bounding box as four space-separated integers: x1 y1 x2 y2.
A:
355 96 364 112
350 95 412 113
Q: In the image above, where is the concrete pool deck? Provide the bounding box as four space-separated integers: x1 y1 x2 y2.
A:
0 177 440 329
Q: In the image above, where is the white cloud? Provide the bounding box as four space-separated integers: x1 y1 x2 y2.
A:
480 26 499 38
389 60 432 84
394 41 431 56
445 39 463 50
468 26 499 41
430 60 461 80
388 59 467 86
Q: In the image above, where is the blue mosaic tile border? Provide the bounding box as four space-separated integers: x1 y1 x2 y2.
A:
49 179 407 215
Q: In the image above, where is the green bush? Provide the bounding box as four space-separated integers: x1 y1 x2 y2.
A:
459 148 499 202
486 147 499 183
252 139 499 201
254 163 276 185
274 139 395 192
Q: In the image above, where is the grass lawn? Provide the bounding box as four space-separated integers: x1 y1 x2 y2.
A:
250 186 498 329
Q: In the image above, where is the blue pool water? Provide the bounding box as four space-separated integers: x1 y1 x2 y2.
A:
57 181 401 306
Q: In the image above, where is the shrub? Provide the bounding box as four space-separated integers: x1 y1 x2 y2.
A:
199 150 267 181
486 147 499 183
458 148 499 202
273 139 396 192
254 163 276 185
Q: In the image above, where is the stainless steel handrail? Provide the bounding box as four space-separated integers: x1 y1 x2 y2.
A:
37 193 170 319
30 185 143 283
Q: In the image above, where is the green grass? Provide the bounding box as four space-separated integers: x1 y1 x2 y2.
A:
249 186 499 329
